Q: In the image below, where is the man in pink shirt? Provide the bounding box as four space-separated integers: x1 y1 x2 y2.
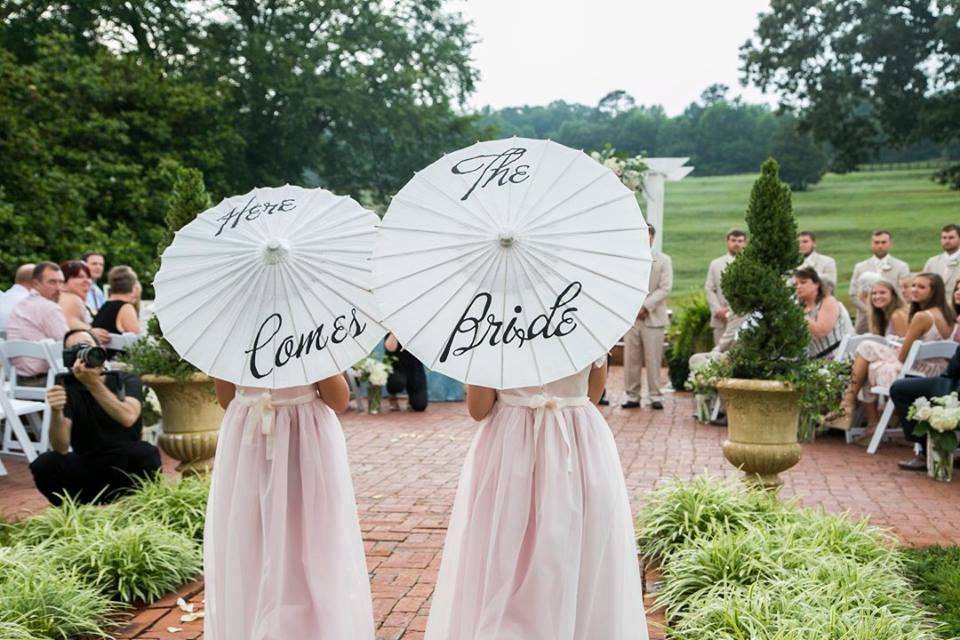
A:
6 262 68 382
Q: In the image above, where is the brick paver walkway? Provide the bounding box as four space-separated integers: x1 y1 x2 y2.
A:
2 372 959 639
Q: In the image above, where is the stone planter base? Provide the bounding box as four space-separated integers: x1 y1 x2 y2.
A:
717 378 802 489
142 374 223 476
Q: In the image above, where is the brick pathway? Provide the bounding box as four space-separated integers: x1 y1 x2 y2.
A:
2 373 959 640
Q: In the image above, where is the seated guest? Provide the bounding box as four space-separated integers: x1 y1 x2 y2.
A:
828 272 955 433
891 340 960 471
898 273 915 307
6 262 69 384
868 280 908 338
0 263 35 332
59 260 110 344
384 333 428 412
794 267 853 359
82 251 106 313
30 329 161 505
93 266 142 335
59 260 94 329
951 279 960 341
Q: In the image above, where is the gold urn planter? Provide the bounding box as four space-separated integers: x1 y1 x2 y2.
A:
141 373 224 476
716 378 802 489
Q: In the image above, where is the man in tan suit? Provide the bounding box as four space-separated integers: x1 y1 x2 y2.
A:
797 231 837 292
923 223 960 303
849 230 911 334
705 229 746 346
622 225 673 410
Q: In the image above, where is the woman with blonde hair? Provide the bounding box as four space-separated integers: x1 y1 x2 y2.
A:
867 280 908 338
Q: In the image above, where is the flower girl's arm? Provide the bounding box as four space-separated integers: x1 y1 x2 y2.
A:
588 363 607 404
317 375 351 413
466 385 497 421
214 379 236 410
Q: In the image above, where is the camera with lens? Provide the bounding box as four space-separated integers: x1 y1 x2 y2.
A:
63 344 108 369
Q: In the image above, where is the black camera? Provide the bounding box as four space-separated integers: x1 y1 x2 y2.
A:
63 344 108 369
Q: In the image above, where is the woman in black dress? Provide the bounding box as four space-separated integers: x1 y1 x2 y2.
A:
92 266 142 336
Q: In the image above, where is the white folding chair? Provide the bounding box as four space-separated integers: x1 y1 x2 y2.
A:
0 339 57 454
867 340 958 454
835 334 892 442
106 332 141 352
836 334 888 362
0 339 59 401
0 365 44 463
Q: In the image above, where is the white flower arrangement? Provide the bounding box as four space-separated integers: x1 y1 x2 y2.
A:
909 394 960 433
144 387 161 414
908 393 960 481
590 147 647 194
352 356 394 387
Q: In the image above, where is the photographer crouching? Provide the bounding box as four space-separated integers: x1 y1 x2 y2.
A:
29 329 161 505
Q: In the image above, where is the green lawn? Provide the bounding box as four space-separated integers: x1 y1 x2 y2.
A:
662 168 960 303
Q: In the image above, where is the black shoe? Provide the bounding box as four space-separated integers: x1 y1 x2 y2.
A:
598 392 609 406
897 455 927 471
651 401 664 410
621 400 640 409
709 414 728 427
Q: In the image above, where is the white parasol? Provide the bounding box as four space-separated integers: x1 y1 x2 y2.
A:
153 185 385 389
372 137 652 389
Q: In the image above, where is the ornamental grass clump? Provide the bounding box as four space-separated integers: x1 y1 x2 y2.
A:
48 522 202 604
0 547 118 639
11 492 117 547
114 473 210 542
0 620 47 640
635 475 781 562
637 477 942 639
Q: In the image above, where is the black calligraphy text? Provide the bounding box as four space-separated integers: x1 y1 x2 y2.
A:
215 197 297 237
245 309 367 379
451 147 531 201
439 282 582 363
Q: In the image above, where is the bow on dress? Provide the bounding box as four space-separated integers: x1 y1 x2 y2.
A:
499 393 590 472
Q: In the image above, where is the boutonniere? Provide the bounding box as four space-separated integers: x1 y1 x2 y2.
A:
880 263 892 271
949 258 959 268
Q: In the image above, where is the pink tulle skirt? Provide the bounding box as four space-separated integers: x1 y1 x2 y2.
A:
203 386 374 640
425 402 648 640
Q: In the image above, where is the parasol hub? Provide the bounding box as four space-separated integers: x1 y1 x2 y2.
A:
497 231 516 248
263 238 290 265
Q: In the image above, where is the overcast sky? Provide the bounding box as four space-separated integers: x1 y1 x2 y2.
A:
448 0 776 115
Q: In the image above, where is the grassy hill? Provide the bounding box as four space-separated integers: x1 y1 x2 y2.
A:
662 168 959 304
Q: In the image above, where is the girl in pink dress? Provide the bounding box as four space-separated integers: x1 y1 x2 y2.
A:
425 360 648 640
204 376 374 640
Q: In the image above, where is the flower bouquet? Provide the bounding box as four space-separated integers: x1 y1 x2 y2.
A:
686 359 723 423
908 394 960 482
590 146 647 194
352 356 394 414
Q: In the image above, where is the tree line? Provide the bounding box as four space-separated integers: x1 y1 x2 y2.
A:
2 1 958 287
0 0 478 285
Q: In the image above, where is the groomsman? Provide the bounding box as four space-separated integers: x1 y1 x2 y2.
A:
705 229 746 346
622 225 673 410
923 224 960 302
849 230 910 334
797 231 837 291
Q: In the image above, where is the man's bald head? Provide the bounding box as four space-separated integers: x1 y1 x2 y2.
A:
14 263 35 286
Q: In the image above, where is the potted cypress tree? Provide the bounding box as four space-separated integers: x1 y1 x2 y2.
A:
715 159 809 488
121 166 224 476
